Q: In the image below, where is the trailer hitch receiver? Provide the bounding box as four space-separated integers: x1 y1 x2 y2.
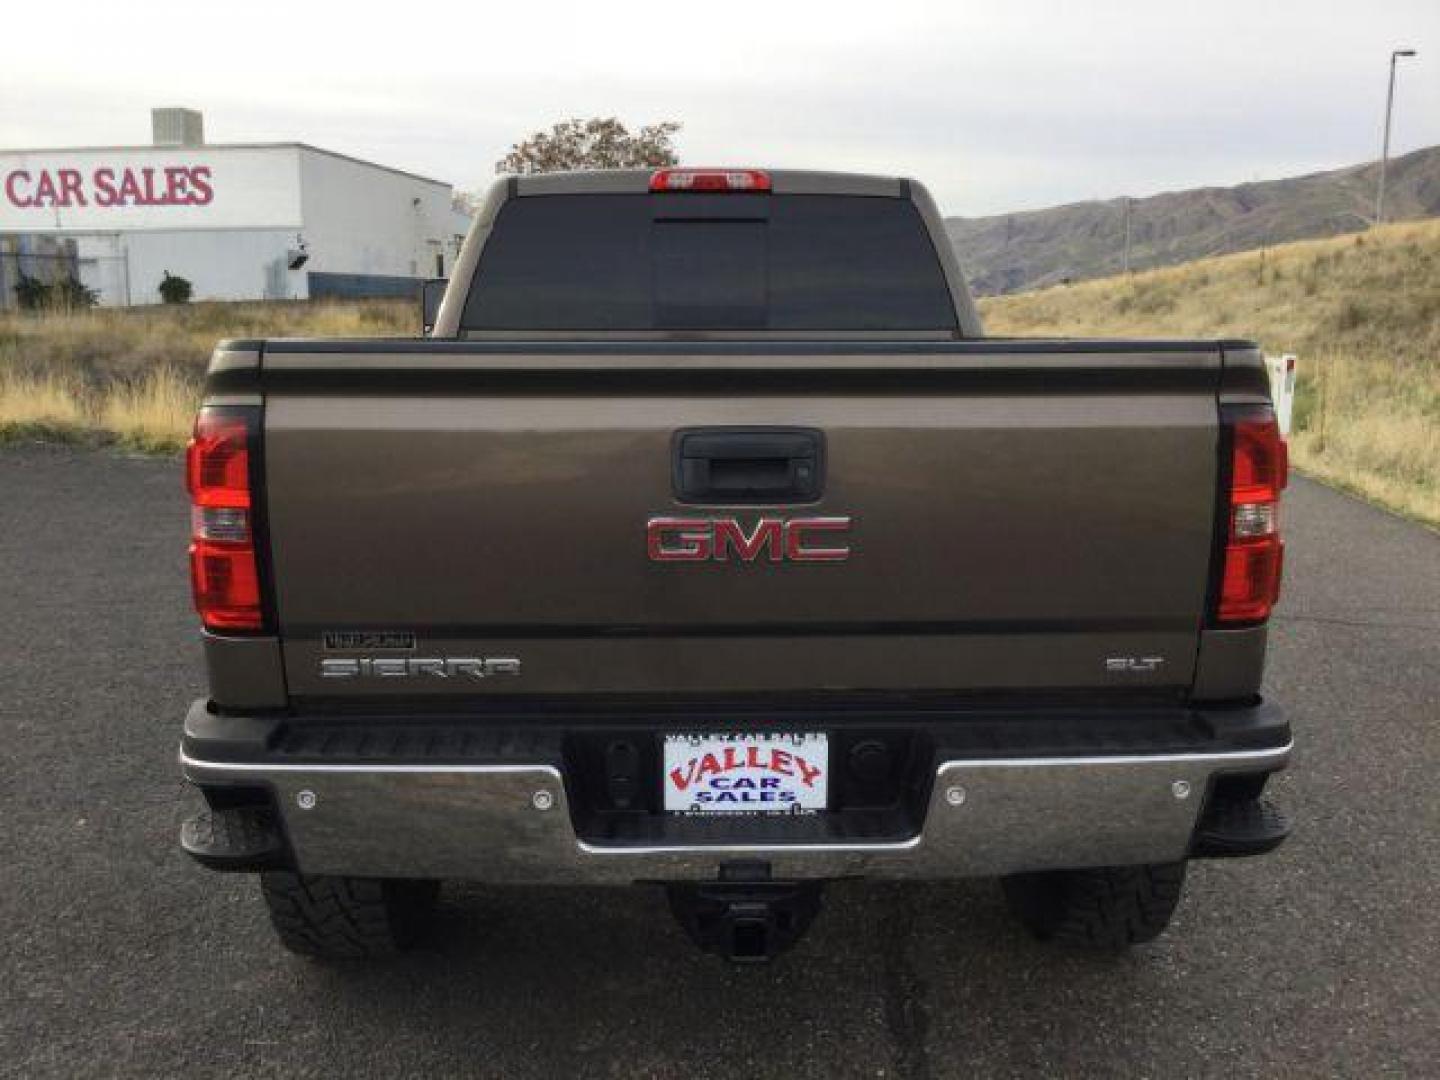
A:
667 879 822 962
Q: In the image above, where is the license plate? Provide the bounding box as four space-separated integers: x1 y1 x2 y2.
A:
663 732 829 815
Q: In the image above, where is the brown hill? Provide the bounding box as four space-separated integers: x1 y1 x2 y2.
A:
947 145 1440 295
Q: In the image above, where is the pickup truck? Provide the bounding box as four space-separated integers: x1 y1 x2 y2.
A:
179 168 1291 962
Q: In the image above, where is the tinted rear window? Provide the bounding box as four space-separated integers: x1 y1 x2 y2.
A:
461 194 956 331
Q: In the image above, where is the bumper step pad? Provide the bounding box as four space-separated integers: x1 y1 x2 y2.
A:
181 806 287 872
1191 796 1290 858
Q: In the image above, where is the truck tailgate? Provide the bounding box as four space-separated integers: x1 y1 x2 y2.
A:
260 343 1220 699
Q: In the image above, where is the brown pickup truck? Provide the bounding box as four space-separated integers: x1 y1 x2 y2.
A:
179 168 1291 961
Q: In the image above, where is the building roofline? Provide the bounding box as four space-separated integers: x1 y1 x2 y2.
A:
0 142 452 189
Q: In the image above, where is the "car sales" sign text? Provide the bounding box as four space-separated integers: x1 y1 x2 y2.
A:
0 148 303 232
4 165 214 208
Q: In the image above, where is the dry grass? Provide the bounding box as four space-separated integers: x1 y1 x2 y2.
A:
0 369 89 436
3 229 1437 526
98 367 201 452
0 299 412 450
981 218 1440 527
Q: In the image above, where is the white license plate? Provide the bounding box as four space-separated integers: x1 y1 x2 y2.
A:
663 732 829 815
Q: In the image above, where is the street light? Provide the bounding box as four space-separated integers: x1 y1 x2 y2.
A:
1375 49 1418 226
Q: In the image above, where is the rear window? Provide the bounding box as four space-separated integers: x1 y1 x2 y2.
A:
461 194 957 331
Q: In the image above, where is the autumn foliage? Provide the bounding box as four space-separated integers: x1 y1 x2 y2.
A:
495 117 681 175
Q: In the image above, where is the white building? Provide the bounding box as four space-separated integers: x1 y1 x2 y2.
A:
0 109 471 307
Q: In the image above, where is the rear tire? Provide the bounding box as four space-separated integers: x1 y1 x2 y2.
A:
259 872 439 958
1002 862 1186 949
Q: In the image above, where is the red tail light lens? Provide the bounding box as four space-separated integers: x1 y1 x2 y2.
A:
190 541 262 631
1216 408 1286 624
649 168 771 193
186 408 264 631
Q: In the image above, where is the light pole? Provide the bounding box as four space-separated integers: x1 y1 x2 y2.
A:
1375 48 1417 226
1122 197 1133 273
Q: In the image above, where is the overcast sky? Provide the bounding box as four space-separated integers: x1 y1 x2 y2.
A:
3 0 1436 217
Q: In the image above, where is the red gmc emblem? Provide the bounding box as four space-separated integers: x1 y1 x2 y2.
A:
647 516 852 563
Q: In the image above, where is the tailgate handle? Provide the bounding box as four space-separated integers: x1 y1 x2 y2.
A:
673 427 825 505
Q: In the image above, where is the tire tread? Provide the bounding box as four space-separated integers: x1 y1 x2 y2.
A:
260 872 436 958
1003 862 1186 949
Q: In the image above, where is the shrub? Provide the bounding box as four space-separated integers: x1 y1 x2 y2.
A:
51 275 99 311
158 272 193 304
11 274 96 312
13 274 51 311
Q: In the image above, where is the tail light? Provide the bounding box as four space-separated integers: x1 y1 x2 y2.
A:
650 168 771 193
186 406 265 631
1216 405 1287 624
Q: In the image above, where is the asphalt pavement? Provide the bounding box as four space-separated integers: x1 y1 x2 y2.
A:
2 444 1437 1078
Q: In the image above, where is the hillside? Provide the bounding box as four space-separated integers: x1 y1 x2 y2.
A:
980 218 1440 526
949 146 1440 295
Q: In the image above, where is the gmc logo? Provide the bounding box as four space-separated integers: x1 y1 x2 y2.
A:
647 516 852 563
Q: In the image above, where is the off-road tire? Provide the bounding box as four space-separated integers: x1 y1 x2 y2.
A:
260 872 439 958
1002 862 1186 949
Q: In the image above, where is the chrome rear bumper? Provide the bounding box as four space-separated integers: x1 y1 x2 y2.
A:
181 741 1291 883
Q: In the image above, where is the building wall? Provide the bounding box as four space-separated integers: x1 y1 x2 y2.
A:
0 143 468 305
306 271 422 300
0 234 79 310
1 145 306 304
298 149 454 289
73 230 307 305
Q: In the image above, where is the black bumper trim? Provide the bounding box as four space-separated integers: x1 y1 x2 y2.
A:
183 698 1289 766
